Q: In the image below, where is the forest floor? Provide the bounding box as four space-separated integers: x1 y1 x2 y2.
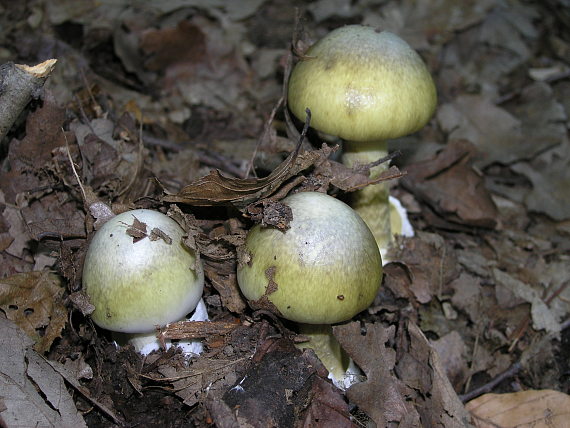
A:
0 1 569 427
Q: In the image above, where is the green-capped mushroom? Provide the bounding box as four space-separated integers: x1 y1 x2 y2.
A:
82 209 205 354
288 25 436 257
237 192 382 385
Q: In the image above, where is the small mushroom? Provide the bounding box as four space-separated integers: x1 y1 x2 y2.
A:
237 192 382 386
82 209 205 355
288 25 436 257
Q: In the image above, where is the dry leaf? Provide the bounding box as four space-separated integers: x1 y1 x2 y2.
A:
466 389 570 428
334 322 420 427
401 139 498 228
387 232 460 304
205 267 247 314
492 268 560 334
157 357 245 408
511 143 570 221
0 271 67 353
163 140 304 209
335 322 473 427
431 330 468 391
0 317 87 428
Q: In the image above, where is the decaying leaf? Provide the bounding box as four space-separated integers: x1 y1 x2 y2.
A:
205 267 247 314
401 139 498 228
399 322 474 427
466 389 570 428
334 322 473 427
511 142 570 221
164 139 402 211
159 319 241 341
163 139 305 209
492 268 560 334
334 322 420 426
431 330 468 391
155 356 245 408
0 271 67 353
0 317 87 428
387 231 460 304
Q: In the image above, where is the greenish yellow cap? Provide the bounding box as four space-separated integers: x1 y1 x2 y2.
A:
288 25 437 142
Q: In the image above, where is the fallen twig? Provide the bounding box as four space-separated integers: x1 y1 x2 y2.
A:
0 59 57 143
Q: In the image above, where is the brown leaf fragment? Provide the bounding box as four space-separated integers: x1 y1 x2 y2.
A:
43 356 124 426
89 201 115 230
246 199 294 230
68 291 95 316
330 163 404 192
334 322 420 427
140 20 207 71
397 321 474 428
401 140 498 228
205 267 247 314
306 144 404 192
155 356 247 408
149 227 172 244
0 271 67 353
0 317 88 428
297 376 355 428
388 232 460 304
0 210 13 252
163 139 304 209
431 331 469 391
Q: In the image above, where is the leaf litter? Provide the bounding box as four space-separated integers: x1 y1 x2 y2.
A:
0 0 569 427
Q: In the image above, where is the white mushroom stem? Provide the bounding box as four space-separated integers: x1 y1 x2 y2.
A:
113 298 209 356
341 140 391 257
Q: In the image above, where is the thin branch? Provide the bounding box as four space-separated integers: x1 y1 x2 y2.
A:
459 362 522 403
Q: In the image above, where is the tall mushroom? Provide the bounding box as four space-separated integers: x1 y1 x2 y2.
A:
288 25 437 257
237 192 382 386
82 209 206 355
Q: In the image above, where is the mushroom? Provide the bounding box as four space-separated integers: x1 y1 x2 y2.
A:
237 192 382 386
82 209 206 355
288 25 436 258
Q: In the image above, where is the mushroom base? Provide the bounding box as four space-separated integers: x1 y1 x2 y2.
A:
296 323 362 390
112 299 209 356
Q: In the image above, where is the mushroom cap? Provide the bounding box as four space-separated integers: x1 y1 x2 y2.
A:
82 209 204 333
288 25 437 142
237 192 382 324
